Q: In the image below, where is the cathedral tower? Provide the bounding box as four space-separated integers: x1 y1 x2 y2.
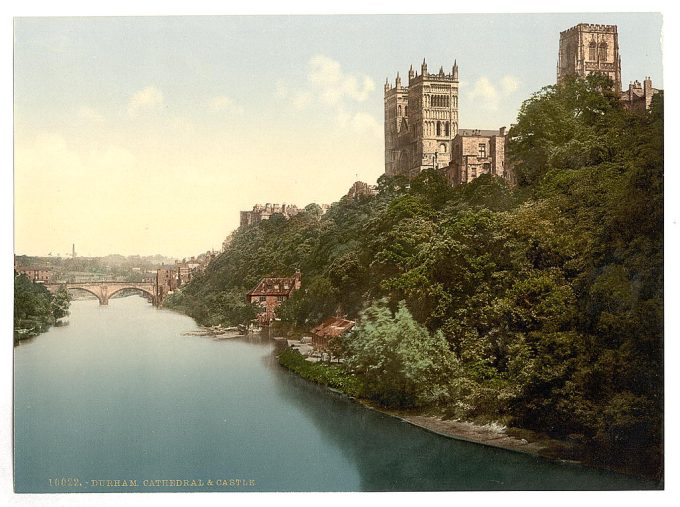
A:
384 59 459 178
557 23 621 92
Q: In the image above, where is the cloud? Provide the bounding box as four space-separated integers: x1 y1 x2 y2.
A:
207 95 244 115
127 86 164 117
276 54 380 136
307 55 375 104
349 111 382 138
500 75 520 95
77 106 105 123
292 91 312 110
467 75 520 111
469 77 498 108
335 108 382 139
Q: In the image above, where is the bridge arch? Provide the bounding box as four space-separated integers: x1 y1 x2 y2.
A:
66 286 105 305
108 286 155 302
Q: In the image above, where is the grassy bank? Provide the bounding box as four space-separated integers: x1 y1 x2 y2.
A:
276 347 364 398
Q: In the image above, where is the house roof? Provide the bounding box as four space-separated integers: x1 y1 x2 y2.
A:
247 277 297 297
311 317 356 338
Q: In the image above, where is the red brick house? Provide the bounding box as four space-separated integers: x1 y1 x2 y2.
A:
15 268 53 284
311 317 355 351
246 270 301 325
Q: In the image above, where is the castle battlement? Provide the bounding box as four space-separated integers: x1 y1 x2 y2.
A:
409 73 457 85
560 23 618 35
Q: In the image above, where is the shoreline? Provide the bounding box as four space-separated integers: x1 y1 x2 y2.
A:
353 399 580 463
276 347 661 485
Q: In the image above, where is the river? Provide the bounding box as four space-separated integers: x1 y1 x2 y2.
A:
13 295 656 492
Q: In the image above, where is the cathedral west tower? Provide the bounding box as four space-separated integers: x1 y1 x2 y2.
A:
384 59 459 178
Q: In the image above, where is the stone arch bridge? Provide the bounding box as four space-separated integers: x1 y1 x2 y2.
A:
45 281 160 306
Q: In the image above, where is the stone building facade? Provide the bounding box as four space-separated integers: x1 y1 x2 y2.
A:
557 23 622 92
246 270 302 325
442 128 514 186
384 59 459 178
240 203 300 228
346 181 378 199
620 77 660 112
155 265 177 301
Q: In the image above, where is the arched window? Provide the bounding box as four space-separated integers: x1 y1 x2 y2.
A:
404 106 408 116
436 121 441 137
444 122 449 137
598 42 608 61
439 143 447 153
398 105 402 116
589 40 597 61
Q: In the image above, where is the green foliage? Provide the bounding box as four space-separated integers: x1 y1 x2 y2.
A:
508 74 625 186
165 287 258 327
52 286 72 320
345 300 459 408
14 273 70 340
172 77 662 478
277 347 364 398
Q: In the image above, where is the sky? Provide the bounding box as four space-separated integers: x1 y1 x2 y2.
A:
13 12 664 258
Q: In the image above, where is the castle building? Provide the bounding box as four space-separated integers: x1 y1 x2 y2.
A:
442 127 514 186
384 59 459 178
240 203 300 228
346 181 378 199
620 77 660 112
557 23 622 92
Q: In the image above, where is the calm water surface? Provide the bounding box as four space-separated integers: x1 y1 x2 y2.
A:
14 296 656 492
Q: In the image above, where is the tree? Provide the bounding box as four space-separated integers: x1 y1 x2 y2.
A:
508 74 624 186
14 272 54 338
52 286 71 320
345 300 459 408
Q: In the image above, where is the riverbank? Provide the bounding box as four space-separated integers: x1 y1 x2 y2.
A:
276 346 662 485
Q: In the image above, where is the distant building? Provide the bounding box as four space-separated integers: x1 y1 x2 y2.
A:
175 261 193 287
311 317 355 352
557 23 661 112
246 270 302 325
240 203 300 228
346 181 378 199
557 23 622 93
621 77 660 112
15 267 52 284
156 265 178 300
442 127 514 186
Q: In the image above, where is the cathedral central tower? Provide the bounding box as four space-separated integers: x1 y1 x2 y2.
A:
384 59 459 178
557 23 621 92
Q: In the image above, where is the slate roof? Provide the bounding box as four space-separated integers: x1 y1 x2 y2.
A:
247 277 297 297
311 317 356 338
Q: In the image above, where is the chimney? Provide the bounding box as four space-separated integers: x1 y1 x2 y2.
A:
499 126 506 137
293 269 302 290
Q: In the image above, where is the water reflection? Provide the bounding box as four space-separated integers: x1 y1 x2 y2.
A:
14 297 655 493
271 360 655 491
